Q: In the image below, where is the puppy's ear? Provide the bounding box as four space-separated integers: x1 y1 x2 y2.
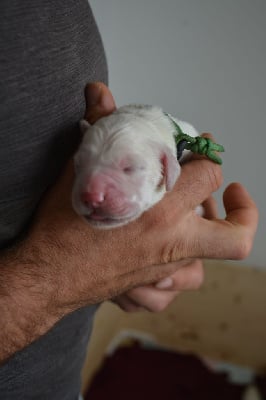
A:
161 147 181 191
79 119 91 135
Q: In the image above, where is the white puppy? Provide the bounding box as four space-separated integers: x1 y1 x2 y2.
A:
72 105 198 228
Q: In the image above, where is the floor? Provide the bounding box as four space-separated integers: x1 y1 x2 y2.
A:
81 260 266 394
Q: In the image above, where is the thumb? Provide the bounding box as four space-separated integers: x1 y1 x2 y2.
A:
84 82 116 124
40 84 117 210
47 83 117 203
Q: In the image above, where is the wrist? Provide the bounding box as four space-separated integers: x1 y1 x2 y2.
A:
0 237 72 362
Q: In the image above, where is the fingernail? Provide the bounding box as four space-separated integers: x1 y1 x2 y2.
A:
155 277 173 289
102 91 115 110
86 83 102 107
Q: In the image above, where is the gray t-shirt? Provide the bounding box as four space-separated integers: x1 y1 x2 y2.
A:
0 1 108 398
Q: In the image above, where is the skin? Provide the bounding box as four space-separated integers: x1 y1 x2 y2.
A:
0 82 258 363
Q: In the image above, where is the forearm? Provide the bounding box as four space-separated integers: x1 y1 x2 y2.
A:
0 241 68 364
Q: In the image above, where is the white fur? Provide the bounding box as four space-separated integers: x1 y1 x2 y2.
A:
72 105 198 228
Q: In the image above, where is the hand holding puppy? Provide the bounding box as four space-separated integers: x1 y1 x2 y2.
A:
0 83 258 362
27 82 257 314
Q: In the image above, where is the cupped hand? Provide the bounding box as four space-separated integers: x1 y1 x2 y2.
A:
114 189 219 313
27 82 258 316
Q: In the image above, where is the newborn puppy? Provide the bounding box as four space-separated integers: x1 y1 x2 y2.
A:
72 105 198 228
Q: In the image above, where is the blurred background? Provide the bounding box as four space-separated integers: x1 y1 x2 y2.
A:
90 0 266 268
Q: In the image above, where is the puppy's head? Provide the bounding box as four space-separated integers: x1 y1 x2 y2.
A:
72 111 180 228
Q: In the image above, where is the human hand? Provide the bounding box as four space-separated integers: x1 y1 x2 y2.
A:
112 167 218 313
25 82 258 317
112 258 204 312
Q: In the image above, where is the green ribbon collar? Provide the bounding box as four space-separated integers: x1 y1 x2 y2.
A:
165 112 225 165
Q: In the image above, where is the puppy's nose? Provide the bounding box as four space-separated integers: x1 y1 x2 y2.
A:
81 191 105 208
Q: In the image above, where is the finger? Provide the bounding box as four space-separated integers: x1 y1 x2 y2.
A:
123 285 179 313
84 82 116 124
115 258 196 292
202 196 219 219
223 182 258 226
56 83 117 205
189 183 258 259
112 295 146 313
155 259 204 291
116 260 203 313
167 158 223 211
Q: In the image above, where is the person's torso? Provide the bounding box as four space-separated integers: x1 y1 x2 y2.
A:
0 0 108 249
0 1 107 398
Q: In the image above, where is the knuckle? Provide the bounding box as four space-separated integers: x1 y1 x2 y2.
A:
234 234 253 260
201 132 214 140
205 163 223 192
151 299 169 313
173 261 204 290
160 239 186 264
190 262 204 289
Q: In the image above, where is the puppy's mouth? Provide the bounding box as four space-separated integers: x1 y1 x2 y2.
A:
83 212 138 228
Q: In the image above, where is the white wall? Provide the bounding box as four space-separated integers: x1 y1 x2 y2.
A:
90 0 266 267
